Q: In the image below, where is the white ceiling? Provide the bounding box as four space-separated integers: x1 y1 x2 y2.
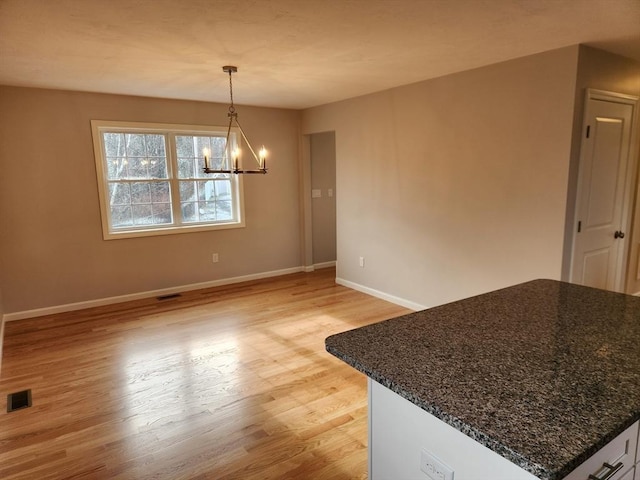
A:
1 0 639 109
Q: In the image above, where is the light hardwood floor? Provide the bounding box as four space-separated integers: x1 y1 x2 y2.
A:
0 269 409 479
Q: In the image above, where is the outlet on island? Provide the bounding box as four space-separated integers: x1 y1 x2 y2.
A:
420 448 454 480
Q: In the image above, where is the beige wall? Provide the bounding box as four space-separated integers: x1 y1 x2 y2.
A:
0 87 302 314
310 132 337 265
302 46 580 308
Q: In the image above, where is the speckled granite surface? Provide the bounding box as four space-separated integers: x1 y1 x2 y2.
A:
326 279 640 480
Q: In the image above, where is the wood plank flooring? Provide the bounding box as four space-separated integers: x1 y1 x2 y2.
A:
0 269 409 479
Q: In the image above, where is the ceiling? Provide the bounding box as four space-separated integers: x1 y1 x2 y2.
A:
1 0 639 109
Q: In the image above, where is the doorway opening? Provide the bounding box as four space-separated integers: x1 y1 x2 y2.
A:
302 132 337 271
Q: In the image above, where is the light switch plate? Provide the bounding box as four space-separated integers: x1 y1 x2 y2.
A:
312 189 321 198
420 449 454 480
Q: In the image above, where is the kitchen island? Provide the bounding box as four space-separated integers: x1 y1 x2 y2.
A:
326 279 640 480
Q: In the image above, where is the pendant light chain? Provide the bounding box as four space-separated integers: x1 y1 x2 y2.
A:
228 68 235 114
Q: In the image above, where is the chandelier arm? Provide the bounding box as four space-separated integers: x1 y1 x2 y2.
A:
224 115 235 169
234 117 261 166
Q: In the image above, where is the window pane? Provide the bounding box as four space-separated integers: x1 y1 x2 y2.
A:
125 134 146 157
176 135 195 158
132 204 154 225
176 135 203 179
189 200 232 222
199 179 232 201
104 132 168 180
178 157 194 179
150 182 171 203
209 135 232 172
179 181 196 202
152 203 172 224
181 202 197 223
145 134 166 157
215 180 231 197
131 182 151 204
180 180 234 223
106 158 129 180
110 205 133 227
104 133 126 157
148 158 168 179
177 134 234 179
109 181 172 228
128 157 150 179
206 199 232 221
108 182 131 205
211 136 227 157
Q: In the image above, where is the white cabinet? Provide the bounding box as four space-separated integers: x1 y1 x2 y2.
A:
368 379 538 480
564 420 638 480
368 379 640 480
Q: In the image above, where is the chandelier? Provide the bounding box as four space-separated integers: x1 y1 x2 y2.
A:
203 66 268 175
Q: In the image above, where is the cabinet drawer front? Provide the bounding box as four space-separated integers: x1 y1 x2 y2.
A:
618 466 634 480
565 421 639 480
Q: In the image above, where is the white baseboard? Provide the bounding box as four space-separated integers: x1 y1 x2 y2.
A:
3 267 419 323
4 266 306 322
303 261 336 272
335 277 427 311
314 261 336 269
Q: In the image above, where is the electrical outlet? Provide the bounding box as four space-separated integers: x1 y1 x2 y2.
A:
328 188 333 197
212 253 219 263
359 256 365 268
420 449 454 480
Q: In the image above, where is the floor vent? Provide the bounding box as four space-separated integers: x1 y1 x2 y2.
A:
7 389 32 412
156 293 182 301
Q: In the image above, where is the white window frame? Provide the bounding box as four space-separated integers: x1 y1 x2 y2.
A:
91 120 245 240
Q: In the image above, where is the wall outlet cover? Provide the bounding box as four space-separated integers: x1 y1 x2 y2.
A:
420 449 454 480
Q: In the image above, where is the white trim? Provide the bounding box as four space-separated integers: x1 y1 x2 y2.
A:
4 266 304 322
633 291 640 297
303 260 337 273
335 277 426 311
313 261 336 270
587 89 639 104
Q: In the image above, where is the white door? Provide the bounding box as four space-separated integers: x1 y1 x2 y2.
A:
571 90 637 292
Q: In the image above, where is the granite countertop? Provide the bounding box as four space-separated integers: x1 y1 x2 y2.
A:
325 279 640 480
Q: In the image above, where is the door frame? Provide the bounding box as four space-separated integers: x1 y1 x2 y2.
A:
569 88 639 292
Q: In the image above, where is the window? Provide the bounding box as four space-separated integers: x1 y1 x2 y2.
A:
91 121 244 239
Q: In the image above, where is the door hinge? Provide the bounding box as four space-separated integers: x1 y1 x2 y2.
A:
586 125 590 138
577 221 582 233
